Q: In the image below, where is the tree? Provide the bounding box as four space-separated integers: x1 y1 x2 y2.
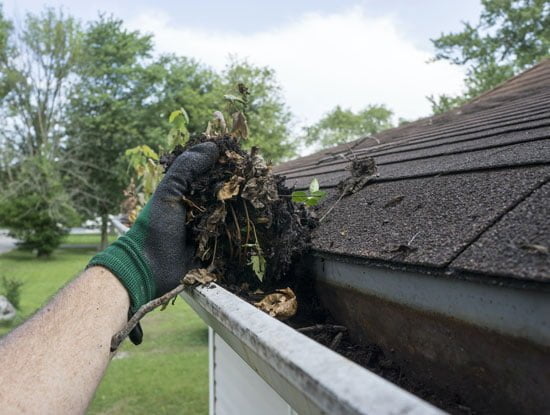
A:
0 8 81 157
0 156 78 257
0 8 81 255
221 58 294 163
150 55 222 137
429 0 549 113
302 105 393 149
65 15 164 249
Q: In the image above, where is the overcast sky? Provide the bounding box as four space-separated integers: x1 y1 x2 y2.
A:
4 0 482 127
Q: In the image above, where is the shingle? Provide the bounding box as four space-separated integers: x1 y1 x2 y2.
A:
312 166 550 269
285 139 550 189
451 181 550 281
275 60 550 281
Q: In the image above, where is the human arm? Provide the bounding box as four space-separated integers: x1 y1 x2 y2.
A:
0 266 128 414
0 142 219 414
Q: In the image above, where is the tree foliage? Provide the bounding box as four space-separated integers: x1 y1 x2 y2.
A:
302 105 393 149
221 58 294 162
0 8 81 255
0 6 297 253
65 16 165 247
0 156 78 257
430 0 550 113
0 8 81 157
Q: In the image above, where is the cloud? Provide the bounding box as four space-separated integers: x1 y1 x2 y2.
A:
127 6 465 127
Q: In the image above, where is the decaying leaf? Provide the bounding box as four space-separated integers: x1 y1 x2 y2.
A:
217 175 244 201
197 204 227 260
230 111 249 140
220 150 246 169
183 268 217 285
206 111 227 137
339 157 379 195
250 147 269 176
241 176 279 209
254 288 297 320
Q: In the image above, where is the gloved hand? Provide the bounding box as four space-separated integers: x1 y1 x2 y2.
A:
88 142 219 344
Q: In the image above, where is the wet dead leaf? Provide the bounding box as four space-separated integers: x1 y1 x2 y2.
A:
217 175 244 201
241 177 279 209
254 288 297 320
230 111 249 140
197 204 227 259
220 150 246 168
183 268 217 285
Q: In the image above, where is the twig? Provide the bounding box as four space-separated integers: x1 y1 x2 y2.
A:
242 199 252 245
110 283 187 351
225 227 234 257
330 332 344 350
229 203 241 242
319 192 345 223
297 324 347 333
407 231 421 246
210 236 218 268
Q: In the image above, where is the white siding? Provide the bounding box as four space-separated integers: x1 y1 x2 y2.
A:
211 329 297 415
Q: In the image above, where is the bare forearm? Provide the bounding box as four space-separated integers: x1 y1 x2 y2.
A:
0 266 129 414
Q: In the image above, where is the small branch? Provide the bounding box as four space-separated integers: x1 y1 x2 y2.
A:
242 199 251 245
297 324 347 333
330 332 344 350
319 192 345 223
111 283 187 351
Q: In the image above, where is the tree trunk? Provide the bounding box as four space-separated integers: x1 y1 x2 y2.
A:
100 213 109 251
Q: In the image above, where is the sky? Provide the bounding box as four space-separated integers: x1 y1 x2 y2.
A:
4 0 482 129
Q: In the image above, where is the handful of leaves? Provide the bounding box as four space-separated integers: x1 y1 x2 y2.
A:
161 118 316 291
120 85 321 328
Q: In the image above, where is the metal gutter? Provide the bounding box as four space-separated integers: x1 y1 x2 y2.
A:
313 256 550 346
181 283 443 415
312 255 550 414
108 215 129 235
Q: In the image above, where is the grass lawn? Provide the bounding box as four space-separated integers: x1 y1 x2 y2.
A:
0 235 209 414
62 233 118 246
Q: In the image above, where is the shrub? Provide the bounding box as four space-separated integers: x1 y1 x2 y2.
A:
0 156 79 257
1 276 24 310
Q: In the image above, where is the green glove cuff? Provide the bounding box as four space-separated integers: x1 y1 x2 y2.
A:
88 204 156 313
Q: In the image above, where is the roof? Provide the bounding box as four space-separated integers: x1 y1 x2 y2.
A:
275 59 550 284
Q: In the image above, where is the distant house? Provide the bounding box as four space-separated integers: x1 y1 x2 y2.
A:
274 59 550 414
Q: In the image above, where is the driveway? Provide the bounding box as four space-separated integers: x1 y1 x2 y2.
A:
0 231 17 254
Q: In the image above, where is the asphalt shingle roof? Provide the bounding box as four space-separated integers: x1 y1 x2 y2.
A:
275 59 550 283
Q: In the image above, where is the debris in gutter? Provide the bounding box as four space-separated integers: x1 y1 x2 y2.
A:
254 287 298 319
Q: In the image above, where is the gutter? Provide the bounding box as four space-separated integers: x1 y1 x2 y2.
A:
109 216 444 414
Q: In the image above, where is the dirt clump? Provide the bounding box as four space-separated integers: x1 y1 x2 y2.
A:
161 134 316 293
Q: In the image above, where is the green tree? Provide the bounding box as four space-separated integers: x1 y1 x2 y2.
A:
430 0 549 114
0 8 81 157
0 4 13 100
302 105 393 149
0 8 81 255
221 58 294 162
0 156 78 257
150 55 222 136
65 15 164 249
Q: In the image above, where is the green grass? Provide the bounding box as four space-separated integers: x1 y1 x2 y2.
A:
62 233 118 246
0 238 209 414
